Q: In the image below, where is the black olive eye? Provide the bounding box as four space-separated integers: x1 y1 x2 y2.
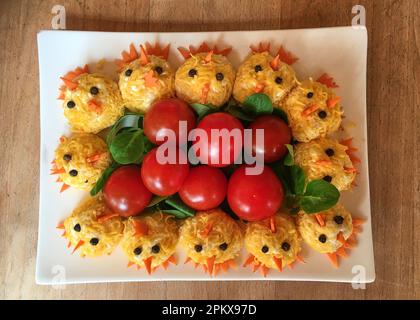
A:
219 243 228 251
325 148 335 157
151 244 160 253
334 215 344 225
254 65 262 72
281 242 290 251
90 87 99 95
69 169 78 177
188 69 197 77
194 244 203 252
261 245 269 253
307 92 314 98
323 175 332 183
63 154 72 161
133 247 142 255
67 100 75 109
155 66 163 75
85 180 88 183
90 238 99 246
318 110 327 119
73 223 81 232
125 69 133 77
275 77 283 84
318 234 327 243
216 72 224 81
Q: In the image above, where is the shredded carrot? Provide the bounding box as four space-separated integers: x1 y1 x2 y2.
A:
317 73 339 88
143 70 159 88
326 253 339 268
97 213 119 223
72 240 84 254
60 183 70 193
277 46 298 65
143 257 153 275
272 256 283 272
139 45 149 65
199 83 210 104
269 216 276 233
254 83 265 93
327 96 341 108
301 104 319 117
270 54 280 70
314 214 326 227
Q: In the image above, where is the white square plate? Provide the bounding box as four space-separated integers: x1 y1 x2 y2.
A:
37 27 375 284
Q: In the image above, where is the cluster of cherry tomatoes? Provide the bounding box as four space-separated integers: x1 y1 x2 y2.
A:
103 98 291 222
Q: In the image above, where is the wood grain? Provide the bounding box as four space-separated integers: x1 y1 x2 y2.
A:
0 0 418 299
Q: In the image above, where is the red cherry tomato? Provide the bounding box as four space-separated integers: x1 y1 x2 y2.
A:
227 165 284 221
179 165 227 210
248 115 291 163
143 98 196 145
141 147 189 196
192 112 244 167
103 165 153 217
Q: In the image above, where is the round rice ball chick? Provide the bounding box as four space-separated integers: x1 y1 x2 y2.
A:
175 53 235 107
294 138 357 191
120 213 179 274
61 70 124 134
296 204 353 254
119 55 175 113
283 78 342 142
53 134 111 191
233 51 298 108
63 196 124 257
245 213 302 271
179 209 243 274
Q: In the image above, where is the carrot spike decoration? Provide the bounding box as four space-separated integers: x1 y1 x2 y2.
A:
317 73 339 88
206 256 216 276
204 50 213 63
326 252 339 268
272 256 283 272
133 220 149 237
178 42 231 59
50 167 65 175
97 213 119 223
143 257 153 275
250 42 270 53
243 254 255 267
60 183 70 193
60 64 89 92
277 46 298 65
115 43 139 70
145 42 170 60
340 138 361 165
184 256 192 264
327 96 341 108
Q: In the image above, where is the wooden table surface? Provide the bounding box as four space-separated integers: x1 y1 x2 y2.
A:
0 0 418 300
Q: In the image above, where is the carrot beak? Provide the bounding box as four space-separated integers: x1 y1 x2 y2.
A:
72 240 84 254
272 256 283 272
143 256 153 275
88 99 102 114
270 54 280 71
254 83 265 93
206 256 216 275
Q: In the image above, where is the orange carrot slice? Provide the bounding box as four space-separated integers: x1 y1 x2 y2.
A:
178 47 191 59
301 104 319 117
56 223 65 229
72 240 84 254
127 261 135 268
316 159 331 166
167 254 177 265
133 220 149 236
336 247 348 258
250 42 270 53
97 213 119 223
60 183 70 193
277 46 298 65
243 254 255 267
327 96 341 108
326 253 339 268
272 256 283 272
317 73 339 88
269 216 276 233
199 83 210 104
270 54 281 70
184 257 191 264
86 153 103 164
143 257 153 275
206 256 216 275
143 70 159 88
254 83 265 93
50 167 65 175
87 100 102 114
204 50 213 63
352 218 365 226
337 232 346 246
296 255 306 264
139 45 149 65
314 214 326 227
260 265 269 277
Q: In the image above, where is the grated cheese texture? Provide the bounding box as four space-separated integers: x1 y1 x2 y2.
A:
296 204 353 254
245 213 301 269
175 53 235 107
179 209 243 265
120 213 179 269
294 138 356 191
283 78 342 142
63 196 124 257
62 73 124 133
118 55 175 113
54 134 111 190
